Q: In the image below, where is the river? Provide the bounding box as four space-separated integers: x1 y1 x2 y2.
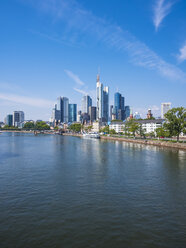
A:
0 132 186 248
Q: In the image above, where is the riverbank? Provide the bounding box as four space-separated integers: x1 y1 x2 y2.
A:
100 136 186 150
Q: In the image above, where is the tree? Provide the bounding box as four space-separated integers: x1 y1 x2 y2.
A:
23 122 35 129
126 120 140 137
100 126 109 133
164 107 186 141
35 121 50 130
156 127 169 138
109 129 117 135
69 123 82 133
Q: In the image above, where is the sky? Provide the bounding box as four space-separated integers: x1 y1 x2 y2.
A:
0 0 186 121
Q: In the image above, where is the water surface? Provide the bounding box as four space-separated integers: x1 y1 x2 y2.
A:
0 133 186 248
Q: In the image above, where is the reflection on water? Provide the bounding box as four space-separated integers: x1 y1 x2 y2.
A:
0 133 186 248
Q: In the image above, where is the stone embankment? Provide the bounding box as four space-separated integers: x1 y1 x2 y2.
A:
100 136 186 150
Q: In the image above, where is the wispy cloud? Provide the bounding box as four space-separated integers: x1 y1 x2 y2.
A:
0 93 53 108
153 0 174 31
64 69 85 85
73 87 88 95
177 42 186 62
27 0 185 83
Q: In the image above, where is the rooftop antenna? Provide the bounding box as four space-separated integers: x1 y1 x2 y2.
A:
97 66 100 82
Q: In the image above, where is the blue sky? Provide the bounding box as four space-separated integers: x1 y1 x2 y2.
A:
0 0 186 121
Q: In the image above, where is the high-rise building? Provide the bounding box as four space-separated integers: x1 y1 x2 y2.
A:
110 105 113 121
125 106 130 119
114 92 125 120
96 74 109 122
103 86 109 122
81 95 92 114
52 104 61 125
147 109 153 119
89 106 96 122
13 111 24 127
57 97 69 123
5 114 13 126
68 104 77 123
161 103 171 119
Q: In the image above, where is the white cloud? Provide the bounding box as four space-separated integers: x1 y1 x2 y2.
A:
177 42 186 62
0 93 54 108
153 0 174 31
28 0 186 83
64 69 85 85
73 87 87 95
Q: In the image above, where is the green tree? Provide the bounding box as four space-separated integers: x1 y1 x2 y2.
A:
126 120 140 137
100 126 109 133
69 123 82 133
156 127 169 138
35 121 50 130
109 129 117 135
164 107 186 141
23 122 35 129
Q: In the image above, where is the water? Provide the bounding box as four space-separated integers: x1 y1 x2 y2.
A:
0 132 186 248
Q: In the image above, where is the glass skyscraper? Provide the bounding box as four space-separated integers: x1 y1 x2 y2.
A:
57 97 69 123
6 114 13 126
96 74 109 122
114 92 125 120
81 95 92 114
68 104 77 123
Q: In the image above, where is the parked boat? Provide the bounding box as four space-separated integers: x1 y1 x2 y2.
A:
82 132 100 139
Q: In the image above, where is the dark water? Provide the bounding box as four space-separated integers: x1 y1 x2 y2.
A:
0 133 186 248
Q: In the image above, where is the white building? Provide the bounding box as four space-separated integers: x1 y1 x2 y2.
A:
161 103 171 119
137 119 164 134
91 121 101 133
109 122 125 133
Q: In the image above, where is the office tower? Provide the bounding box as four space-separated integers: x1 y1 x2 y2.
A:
5 114 13 126
114 92 125 120
96 74 109 121
68 104 77 123
125 106 130 119
57 97 69 123
89 106 96 122
52 104 61 124
110 105 113 121
13 111 24 127
81 95 92 114
161 103 171 119
147 109 153 119
103 86 109 122
77 110 82 122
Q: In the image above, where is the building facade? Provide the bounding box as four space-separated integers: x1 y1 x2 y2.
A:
137 119 164 134
89 106 96 122
57 97 69 123
96 74 109 122
109 121 125 133
114 92 125 120
161 103 171 119
13 111 24 127
68 104 77 123
81 95 92 114
125 106 130 119
5 114 13 126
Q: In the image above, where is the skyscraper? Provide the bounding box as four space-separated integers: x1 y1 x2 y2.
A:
57 97 69 123
161 103 171 119
96 74 109 122
114 92 125 120
125 106 130 119
13 111 24 127
81 95 92 114
89 106 96 122
68 104 77 123
103 86 109 122
5 114 13 126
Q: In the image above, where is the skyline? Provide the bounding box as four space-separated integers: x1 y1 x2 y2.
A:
0 0 186 121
